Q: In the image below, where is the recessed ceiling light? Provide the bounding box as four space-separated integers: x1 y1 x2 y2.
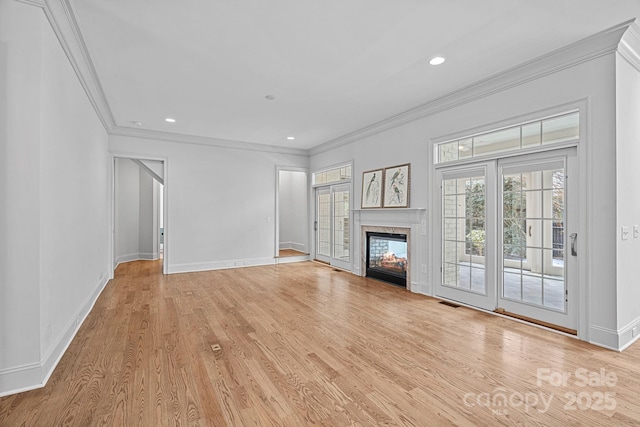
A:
429 56 446 66
132 121 143 126
287 136 295 140
165 118 176 123
265 95 275 101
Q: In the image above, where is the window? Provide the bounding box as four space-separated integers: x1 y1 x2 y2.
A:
313 165 352 185
436 112 579 164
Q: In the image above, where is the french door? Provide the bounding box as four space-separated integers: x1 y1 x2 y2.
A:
436 148 578 330
315 184 351 270
436 163 497 310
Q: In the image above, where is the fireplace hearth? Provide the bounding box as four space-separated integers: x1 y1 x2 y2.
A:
366 232 407 287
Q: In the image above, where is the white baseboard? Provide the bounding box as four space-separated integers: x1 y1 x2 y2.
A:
279 241 306 252
115 253 140 267
168 257 276 274
589 325 620 351
115 253 157 268
409 282 430 295
276 255 310 264
617 315 640 351
0 362 43 397
0 274 110 397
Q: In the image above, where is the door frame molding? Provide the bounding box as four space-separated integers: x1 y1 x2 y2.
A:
275 165 309 257
110 152 169 276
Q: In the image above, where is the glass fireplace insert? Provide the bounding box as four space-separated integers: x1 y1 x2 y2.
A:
366 232 407 287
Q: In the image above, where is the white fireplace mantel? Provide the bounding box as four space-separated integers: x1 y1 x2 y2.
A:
353 208 427 292
353 207 426 226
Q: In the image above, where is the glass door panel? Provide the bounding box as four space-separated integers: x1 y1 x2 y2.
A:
316 188 331 263
332 187 350 263
436 164 496 311
498 149 577 330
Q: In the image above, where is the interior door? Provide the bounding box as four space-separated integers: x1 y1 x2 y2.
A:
435 163 496 310
315 184 351 270
497 148 578 331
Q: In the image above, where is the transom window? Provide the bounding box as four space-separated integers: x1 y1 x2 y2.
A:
436 112 579 164
313 164 352 185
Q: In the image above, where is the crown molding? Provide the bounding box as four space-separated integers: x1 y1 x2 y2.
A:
40 0 116 132
28 0 311 157
619 20 640 73
28 1 640 158
310 19 636 156
15 0 45 7
110 126 309 157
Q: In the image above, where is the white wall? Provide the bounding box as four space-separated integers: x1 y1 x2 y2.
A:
310 40 621 349
115 158 140 264
139 166 155 258
279 170 308 252
109 136 309 273
615 51 640 347
0 0 43 389
0 0 110 395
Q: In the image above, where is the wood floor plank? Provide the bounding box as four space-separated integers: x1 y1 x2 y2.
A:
2 260 640 425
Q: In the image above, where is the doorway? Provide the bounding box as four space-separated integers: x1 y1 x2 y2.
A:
435 148 578 331
276 168 309 258
113 156 167 274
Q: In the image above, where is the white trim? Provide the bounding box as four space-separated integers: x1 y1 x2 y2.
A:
115 254 157 269
0 363 42 397
577 98 591 343
168 257 276 274
276 255 311 264
115 254 143 266
617 315 640 351
275 165 310 259
41 0 116 132
110 153 169 275
15 0 45 7
618 21 640 73
310 20 634 156
111 127 308 157
0 274 110 397
279 241 307 252
40 0 308 157
589 325 620 351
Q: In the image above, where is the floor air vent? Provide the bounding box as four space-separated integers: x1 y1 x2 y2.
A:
439 301 461 308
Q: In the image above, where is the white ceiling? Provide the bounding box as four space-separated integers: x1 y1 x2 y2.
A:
70 0 640 151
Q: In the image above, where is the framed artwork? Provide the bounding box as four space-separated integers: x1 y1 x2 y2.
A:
383 163 410 208
361 169 383 208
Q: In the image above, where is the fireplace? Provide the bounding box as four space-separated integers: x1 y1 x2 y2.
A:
366 232 408 287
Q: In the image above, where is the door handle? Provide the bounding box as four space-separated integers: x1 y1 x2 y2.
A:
570 233 577 256
314 221 318 231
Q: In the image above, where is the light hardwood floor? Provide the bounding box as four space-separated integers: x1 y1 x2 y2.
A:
2 260 640 426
